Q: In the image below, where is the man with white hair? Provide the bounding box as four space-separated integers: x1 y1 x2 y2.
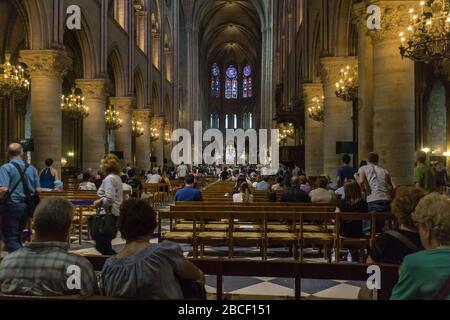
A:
0 143 41 252
0 197 98 297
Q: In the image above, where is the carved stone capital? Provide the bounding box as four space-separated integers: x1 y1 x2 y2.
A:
75 79 109 99
109 97 136 114
352 2 369 31
320 56 358 85
302 83 324 106
133 109 152 123
19 50 72 80
367 1 416 42
151 116 165 129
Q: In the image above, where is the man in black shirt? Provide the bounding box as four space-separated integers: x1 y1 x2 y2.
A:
281 176 311 203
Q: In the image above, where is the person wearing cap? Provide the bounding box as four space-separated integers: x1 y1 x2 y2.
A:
175 175 203 202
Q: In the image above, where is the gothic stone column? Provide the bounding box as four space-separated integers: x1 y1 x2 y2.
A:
151 116 165 169
303 83 324 176
76 79 109 171
320 56 357 180
20 50 72 174
354 2 374 162
110 97 135 165
369 0 416 185
134 109 152 171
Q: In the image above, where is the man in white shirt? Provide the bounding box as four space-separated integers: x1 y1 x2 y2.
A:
146 169 162 184
177 162 188 179
357 152 393 213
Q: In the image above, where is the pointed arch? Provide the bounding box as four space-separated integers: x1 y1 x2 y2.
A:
107 44 126 97
134 67 146 109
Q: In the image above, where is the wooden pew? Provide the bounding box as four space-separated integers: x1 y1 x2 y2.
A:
0 256 400 300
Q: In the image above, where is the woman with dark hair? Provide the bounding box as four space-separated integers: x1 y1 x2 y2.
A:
233 182 254 204
101 199 205 300
335 181 368 262
39 159 58 190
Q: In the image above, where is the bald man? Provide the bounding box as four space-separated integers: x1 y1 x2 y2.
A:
0 143 41 253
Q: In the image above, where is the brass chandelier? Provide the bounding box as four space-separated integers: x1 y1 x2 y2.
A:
0 53 30 98
335 65 358 102
150 127 160 142
61 87 89 120
399 0 450 73
308 96 325 122
277 122 295 143
105 105 123 130
132 119 144 138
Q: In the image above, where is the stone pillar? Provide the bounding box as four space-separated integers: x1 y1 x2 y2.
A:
134 109 152 171
369 1 416 186
76 79 109 171
320 56 357 180
354 2 374 162
151 116 165 169
302 83 324 176
20 50 72 174
110 97 135 165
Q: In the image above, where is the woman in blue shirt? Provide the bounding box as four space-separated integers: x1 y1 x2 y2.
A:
39 159 58 190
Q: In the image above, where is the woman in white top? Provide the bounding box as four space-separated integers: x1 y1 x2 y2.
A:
93 154 124 256
233 182 254 204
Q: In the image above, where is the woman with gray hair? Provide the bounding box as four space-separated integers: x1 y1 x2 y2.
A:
391 193 450 300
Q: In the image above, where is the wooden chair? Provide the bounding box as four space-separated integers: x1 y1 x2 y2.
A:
230 211 265 260
196 211 232 258
299 212 335 262
264 211 300 260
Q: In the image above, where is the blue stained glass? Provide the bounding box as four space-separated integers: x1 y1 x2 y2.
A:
226 65 238 79
225 79 232 99
232 79 238 99
212 63 220 77
244 65 252 77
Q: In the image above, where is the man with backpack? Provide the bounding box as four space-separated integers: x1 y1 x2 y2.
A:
0 143 41 253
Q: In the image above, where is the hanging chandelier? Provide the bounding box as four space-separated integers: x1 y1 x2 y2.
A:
61 87 89 120
105 105 123 131
277 122 295 143
399 0 450 73
164 124 172 144
150 127 160 142
308 96 325 122
0 53 30 98
132 119 144 138
335 65 358 102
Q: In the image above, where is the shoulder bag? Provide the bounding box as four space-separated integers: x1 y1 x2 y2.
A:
10 162 40 217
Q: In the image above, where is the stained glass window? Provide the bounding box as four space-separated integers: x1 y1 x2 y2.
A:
211 63 220 98
243 112 253 130
210 113 220 129
243 64 252 98
225 65 238 100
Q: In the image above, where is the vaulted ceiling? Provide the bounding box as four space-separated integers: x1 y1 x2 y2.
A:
198 0 261 66
0 0 27 61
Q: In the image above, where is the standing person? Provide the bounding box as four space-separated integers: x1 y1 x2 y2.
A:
177 162 188 179
220 167 230 181
357 152 394 213
337 154 356 188
433 160 448 194
414 151 436 193
39 159 58 190
93 154 123 256
0 143 41 253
